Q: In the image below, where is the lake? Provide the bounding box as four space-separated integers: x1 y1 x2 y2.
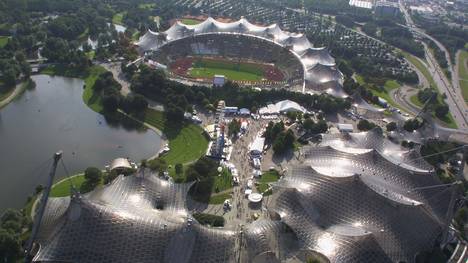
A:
0 75 161 211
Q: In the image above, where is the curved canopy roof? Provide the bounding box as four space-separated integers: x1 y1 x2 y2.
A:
34 130 456 263
136 17 344 97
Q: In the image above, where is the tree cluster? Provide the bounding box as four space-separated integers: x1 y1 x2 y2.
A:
0 53 30 87
357 119 377 131
403 118 423 132
0 209 30 262
130 65 351 123
303 118 328 134
416 88 450 119
228 119 241 137
264 121 295 154
84 167 102 188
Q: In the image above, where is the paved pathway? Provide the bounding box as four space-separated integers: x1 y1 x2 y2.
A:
101 62 131 96
0 80 27 109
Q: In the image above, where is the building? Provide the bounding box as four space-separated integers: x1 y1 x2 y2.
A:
349 0 373 9
259 100 306 115
213 74 225 87
249 136 265 156
136 17 345 97
34 129 459 263
109 158 133 173
375 1 400 16
337 123 354 133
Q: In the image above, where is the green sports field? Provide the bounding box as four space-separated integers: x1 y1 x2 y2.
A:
189 58 264 81
181 18 202 25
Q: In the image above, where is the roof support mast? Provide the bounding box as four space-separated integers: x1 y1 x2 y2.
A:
24 151 63 263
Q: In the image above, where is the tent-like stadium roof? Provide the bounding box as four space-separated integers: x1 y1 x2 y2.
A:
136 17 345 97
34 130 458 263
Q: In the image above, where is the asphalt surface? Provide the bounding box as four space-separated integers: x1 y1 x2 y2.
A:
399 0 468 131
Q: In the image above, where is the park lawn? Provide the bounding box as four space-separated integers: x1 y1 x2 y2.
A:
82 66 107 113
410 94 423 108
369 80 401 109
85 50 95 60
461 80 468 104
0 36 9 48
181 18 202 25
49 174 86 197
143 109 209 166
401 51 437 89
410 94 458 129
256 170 280 194
458 50 468 103
112 12 125 25
49 173 106 197
208 192 232 205
355 74 402 110
139 3 156 9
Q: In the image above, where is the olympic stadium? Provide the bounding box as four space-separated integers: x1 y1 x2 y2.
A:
136 17 345 97
32 128 460 263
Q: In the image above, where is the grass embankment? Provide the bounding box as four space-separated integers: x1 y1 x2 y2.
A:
208 192 232 205
41 65 107 112
401 52 457 128
458 50 468 104
0 35 9 48
256 170 280 196
189 58 264 81
143 109 209 166
402 51 437 89
138 3 156 9
0 78 34 109
181 18 202 25
355 75 401 109
112 12 126 25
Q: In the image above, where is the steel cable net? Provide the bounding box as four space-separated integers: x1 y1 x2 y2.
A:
34 131 459 263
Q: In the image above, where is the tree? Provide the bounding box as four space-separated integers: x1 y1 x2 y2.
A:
434 104 449 118
386 122 397 132
102 93 120 112
148 158 167 175
175 163 183 175
403 118 422 132
357 119 376 131
2 68 16 87
84 167 102 186
0 228 21 262
273 130 295 154
228 119 241 137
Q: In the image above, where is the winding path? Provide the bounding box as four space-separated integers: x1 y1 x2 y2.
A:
0 81 27 109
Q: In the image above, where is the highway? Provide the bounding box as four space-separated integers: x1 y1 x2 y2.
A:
399 0 468 131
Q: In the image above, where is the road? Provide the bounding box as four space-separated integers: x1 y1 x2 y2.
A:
399 0 468 131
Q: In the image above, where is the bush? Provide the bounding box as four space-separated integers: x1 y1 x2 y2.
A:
148 158 167 174
403 118 423 132
386 122 397 132
357 119 376 131
84 167 102 186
